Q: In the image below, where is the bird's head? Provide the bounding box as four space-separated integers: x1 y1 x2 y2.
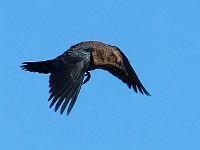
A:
109 46 128 75
91 44 128 75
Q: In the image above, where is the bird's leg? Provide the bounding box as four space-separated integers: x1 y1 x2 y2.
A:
83 71 91 84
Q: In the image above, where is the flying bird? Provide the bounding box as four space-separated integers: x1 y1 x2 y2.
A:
21 41 150 115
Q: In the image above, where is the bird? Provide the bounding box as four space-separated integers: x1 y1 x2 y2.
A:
21 41 150 115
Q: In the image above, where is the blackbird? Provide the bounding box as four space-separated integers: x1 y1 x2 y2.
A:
21 41 150 115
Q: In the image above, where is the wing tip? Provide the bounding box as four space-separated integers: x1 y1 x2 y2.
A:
132 84 151 96
140 87 151 96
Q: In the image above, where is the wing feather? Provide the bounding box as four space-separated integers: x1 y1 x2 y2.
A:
48 49 91 115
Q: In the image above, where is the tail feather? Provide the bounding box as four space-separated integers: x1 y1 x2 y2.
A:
21 59 55 74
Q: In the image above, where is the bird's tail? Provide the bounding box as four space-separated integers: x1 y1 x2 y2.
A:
20 59 55 74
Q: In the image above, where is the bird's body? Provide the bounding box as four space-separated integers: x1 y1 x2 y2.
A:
21 41 150 115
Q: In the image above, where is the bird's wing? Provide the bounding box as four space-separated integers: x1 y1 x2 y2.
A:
48 49 91 115
104 50 150 96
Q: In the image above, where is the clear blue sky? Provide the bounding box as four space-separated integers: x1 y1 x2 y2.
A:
1 0 199 149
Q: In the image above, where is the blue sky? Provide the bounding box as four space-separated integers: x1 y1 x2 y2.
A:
1 0 200 149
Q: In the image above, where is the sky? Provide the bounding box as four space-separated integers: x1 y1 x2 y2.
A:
1 0 200 149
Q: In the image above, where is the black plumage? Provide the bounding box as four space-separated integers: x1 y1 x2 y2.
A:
21 41 150 115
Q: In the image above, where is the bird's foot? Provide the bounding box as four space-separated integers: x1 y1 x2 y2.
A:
83 71 91 84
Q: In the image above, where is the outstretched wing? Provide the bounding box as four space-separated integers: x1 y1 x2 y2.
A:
48 49 91 115
104 50 150 96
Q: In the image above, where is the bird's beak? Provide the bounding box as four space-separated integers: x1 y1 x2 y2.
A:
120 65 128 76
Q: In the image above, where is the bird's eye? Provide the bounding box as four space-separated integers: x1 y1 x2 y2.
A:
116 59 121 64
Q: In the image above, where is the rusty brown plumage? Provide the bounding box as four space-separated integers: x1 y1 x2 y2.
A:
21 41 150 115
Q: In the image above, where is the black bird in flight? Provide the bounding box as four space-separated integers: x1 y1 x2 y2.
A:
21 41 150 115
